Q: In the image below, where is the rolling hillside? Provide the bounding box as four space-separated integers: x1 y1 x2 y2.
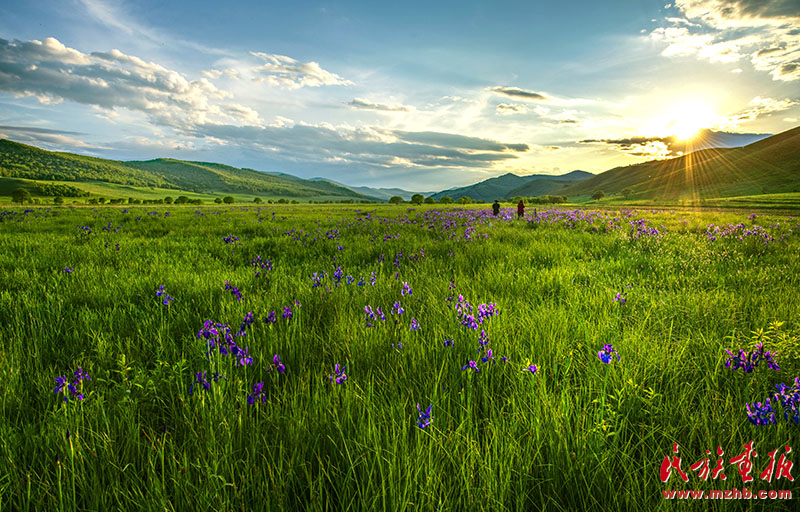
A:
0 139 370 200
562 126 800 200
431 171 593 202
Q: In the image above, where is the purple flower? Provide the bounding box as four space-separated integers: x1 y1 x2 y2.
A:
391 301 404 316
238 347 253 367
53 368 91 402
443 338 455 347
416 403 433 429
329 363 348 385
62 266 73 274
264 311 277 324
478 330 489 346
282 306 293 319
410 317 419 331
746 399 777 425
247 381 267 405
480 348 495 364
270 354 286 374
522 364 538 375
461 360 480 373
189 371 225 395
401 281 413 296
598 344 620 364
224 281 243 301
725 342 779 373
613 292 626 304
155 285 173 305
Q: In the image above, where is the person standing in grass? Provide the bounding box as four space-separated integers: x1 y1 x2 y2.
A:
492 200 500 216
517 200 525 219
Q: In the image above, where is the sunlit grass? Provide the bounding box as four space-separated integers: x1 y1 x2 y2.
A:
0 204 798 511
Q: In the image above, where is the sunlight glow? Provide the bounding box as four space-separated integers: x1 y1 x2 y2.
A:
661 99 719 140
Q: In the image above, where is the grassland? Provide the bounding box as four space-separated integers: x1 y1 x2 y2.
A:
1 204 799 511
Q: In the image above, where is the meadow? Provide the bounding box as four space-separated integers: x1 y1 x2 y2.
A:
1 203 799 511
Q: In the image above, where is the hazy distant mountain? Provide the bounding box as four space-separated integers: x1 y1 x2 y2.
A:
561 126 800 200
309 178 432 201
0 139 371 200
431 171 593 202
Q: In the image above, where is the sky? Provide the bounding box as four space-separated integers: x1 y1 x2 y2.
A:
0 0 798 191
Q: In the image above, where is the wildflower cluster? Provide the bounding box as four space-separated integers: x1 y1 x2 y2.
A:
725 342 779 373
196 316 253 366
251 255 273 277
224 281 243 301
155 285 173 306
222 234 241 246
453 295 499 330
628 218 662 239
773 378 800 424
613 292 626 304
54 368 91 402
189 371 226 395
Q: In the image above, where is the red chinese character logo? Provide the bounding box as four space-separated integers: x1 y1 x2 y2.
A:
761 446 794 482
661 443 689 483
711 445 727 480
691 450 712 480
730 440 757 483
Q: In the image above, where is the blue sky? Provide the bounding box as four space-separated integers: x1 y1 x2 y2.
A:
1 0 798 190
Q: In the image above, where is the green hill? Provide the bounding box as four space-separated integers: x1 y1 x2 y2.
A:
562 125 800 200
431 171 592 202
0 139 370 201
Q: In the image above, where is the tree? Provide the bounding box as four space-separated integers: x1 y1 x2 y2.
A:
164 196 174 204
389 196 403 204
592 190 606 200
53 196 64 205
222 196 235 204
424 196 436 204
214 197 222 204
175 196 190 204
253 197 263 204
620 188 633 200
410 193 424 205
457 196 472 204
11 188 31 205
439 196 453 204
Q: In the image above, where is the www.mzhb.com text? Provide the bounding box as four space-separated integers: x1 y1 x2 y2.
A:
663 488 791 500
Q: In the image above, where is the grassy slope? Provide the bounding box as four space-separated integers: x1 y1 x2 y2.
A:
0 139 369 201
563 126 800 200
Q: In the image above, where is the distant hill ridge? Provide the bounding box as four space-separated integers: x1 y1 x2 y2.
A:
431 170 593 202
561 125 800 200
0 140 370 200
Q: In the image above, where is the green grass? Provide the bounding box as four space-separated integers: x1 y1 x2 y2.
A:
1 204 799 511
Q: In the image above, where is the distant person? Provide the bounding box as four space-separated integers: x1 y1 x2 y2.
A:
492 200 500 216
517 200 525 219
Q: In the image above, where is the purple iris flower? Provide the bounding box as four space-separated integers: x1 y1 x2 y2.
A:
416 403 433 429
598 344 621 364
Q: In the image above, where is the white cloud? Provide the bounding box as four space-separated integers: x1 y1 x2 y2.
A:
719 96 799 127
651 0 800 81
250 52 353 89
495 103 528 115
0 37 261 128
348 98 414 112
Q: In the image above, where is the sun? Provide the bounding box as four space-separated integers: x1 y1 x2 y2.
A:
662 99 719 141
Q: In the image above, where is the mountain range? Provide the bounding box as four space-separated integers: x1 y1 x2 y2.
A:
2 125 798 203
